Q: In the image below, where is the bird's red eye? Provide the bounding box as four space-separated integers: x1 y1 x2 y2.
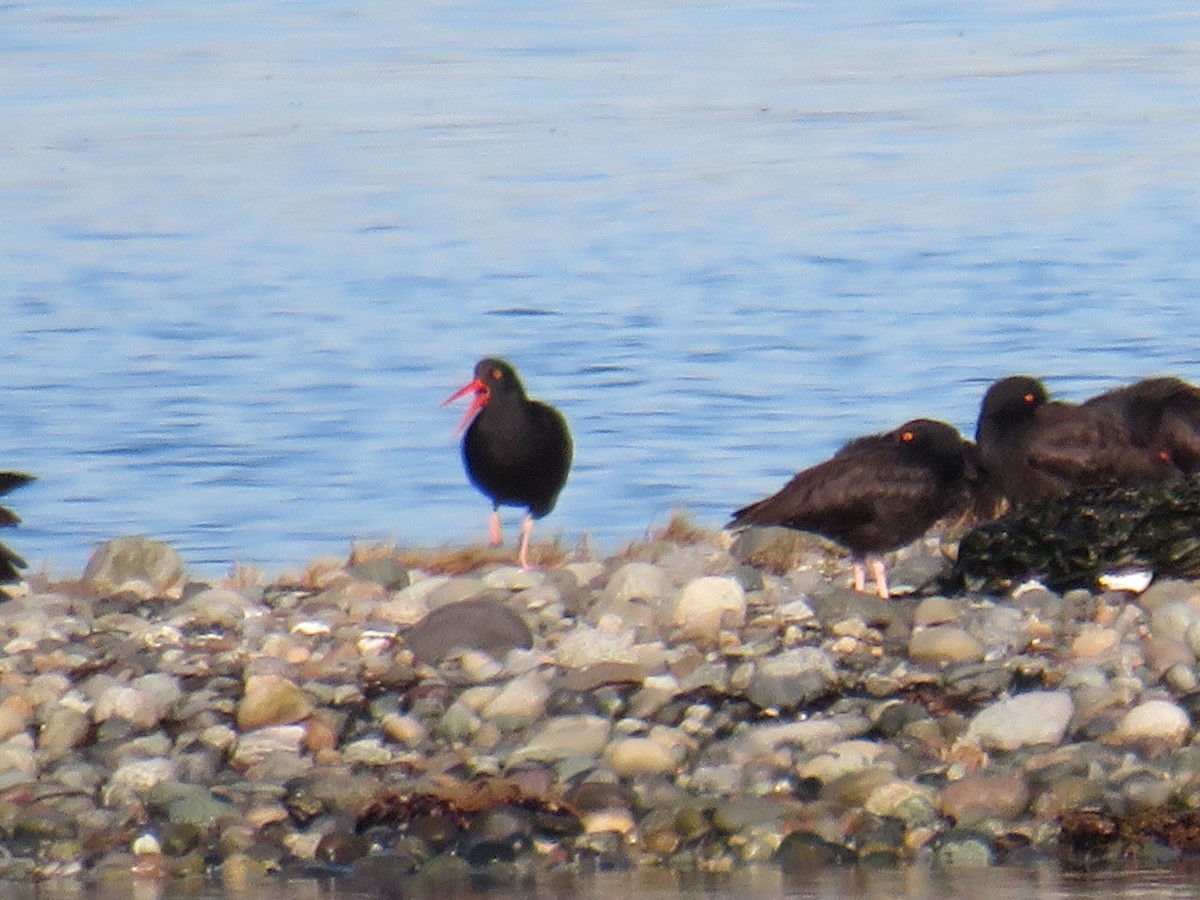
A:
901 431 915 442
1023 393 1036 404
492 368 503 380
1160 449 1172 462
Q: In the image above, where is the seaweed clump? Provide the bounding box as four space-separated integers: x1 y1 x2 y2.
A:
953 476 1200 592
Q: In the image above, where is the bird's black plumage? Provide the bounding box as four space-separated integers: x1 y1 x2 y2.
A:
974 375 1177 509
728 418 973 598
445 358 571 568
0 473 33 586
1084 376 1200 474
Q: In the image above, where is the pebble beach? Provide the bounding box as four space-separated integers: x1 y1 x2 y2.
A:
1 517 1199 893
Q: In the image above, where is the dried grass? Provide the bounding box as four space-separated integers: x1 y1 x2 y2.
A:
649 509 718 545
386 539 575 576
615 510 721 561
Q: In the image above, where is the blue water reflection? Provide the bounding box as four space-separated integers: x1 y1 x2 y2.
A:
2 1 1199 574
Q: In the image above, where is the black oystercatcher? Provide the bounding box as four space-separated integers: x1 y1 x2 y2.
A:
974 375 1177 509
728 419 973 599
1083 376 1200 474
0 473 33 587
443 358 572 569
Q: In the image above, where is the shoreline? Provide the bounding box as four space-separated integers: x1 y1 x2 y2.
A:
0 519 1197 889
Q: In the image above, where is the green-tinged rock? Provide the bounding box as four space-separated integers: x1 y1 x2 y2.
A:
315 829 369 865
855 815 906 865
167 791 238 829
347 557 411 590
933 828 996 867
775 830 854 872
437 702 481 742
417 852 472 883
159 822 202 856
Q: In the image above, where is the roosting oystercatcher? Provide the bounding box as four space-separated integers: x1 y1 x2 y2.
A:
728 418 973 599
444 358 572 569
1084 376 1200 474
974 375 1177 509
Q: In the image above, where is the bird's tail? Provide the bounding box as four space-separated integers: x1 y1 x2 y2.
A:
0 473 34 498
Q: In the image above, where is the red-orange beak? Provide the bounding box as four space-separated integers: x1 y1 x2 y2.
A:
442 378 489 434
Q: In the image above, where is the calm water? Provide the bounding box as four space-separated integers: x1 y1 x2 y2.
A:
2 1 1200 579
8 864 1200 900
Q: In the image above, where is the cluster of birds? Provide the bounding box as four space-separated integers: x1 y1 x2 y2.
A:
445 359 1200 597
0 360 1195 598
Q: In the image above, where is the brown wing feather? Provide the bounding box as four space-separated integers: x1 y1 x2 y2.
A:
732 453 884 530
1027 404 1171 485
730 447 951 554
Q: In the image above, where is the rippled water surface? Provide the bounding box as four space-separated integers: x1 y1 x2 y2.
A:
3 0 1200 575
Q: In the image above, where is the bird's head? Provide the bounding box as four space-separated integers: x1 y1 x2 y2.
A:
978 375 1049 433
442 358 521 433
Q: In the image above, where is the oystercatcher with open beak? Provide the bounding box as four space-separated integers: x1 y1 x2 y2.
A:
444 358 572 569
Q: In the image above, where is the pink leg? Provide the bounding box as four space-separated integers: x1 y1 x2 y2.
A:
488 510 503 547
517 514 535 570
852 559 867 593
868 555 890 599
